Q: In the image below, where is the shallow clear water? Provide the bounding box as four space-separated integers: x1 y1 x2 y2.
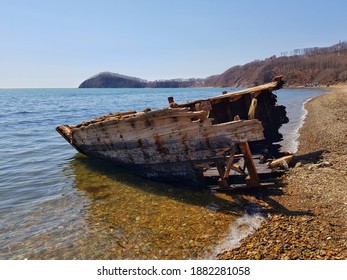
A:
0 87 326 259
277 88 328 152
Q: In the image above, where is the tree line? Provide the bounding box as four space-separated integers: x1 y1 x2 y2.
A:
280 41 347 57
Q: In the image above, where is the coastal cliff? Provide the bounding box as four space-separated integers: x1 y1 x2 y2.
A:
205 43 347 87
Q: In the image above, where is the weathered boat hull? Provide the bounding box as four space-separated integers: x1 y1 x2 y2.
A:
56 76 287 186
57 108 264 186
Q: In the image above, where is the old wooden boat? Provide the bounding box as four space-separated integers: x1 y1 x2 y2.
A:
56 76 288 187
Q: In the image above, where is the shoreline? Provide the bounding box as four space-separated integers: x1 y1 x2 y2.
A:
285 96 313 153
218 85 347 260
292 97 312 152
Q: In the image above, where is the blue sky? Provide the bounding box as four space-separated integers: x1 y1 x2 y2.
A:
1 0 346 88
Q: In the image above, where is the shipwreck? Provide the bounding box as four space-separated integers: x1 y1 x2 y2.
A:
56 76 288 188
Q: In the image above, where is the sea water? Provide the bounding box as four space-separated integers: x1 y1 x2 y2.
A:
0 87 326 259
277 88 328 153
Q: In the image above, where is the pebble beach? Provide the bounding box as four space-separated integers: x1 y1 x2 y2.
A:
218 85 347 260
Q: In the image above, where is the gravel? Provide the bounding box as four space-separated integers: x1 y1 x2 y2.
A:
218 85 347 260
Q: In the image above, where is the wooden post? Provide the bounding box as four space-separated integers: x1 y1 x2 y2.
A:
223 145 237 179
216 162 229 189
238 141 260 187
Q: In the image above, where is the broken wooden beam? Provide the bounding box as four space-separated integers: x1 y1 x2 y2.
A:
239 141 261 187
268 155 294 169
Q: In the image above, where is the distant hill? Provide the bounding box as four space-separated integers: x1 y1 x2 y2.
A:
205 41 347 87
79 72 147 88
79 72 204 88
79 41 347 88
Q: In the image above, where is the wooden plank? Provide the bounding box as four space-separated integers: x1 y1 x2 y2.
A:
216 162 229 189
72 117 265 149
238 142 260 187
177 77 283 107
74 115 263 139
223 145 237 178
74 134 260 165
80 138 231 165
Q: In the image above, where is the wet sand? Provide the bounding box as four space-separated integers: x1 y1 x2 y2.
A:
218 85 347 260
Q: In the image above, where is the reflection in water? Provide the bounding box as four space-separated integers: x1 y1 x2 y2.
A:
68 154 243 259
